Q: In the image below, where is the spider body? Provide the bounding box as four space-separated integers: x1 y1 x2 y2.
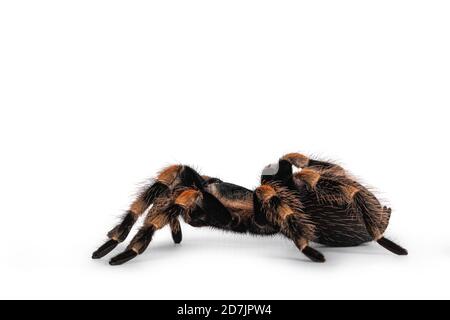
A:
261 159 388 247
92 153 407 265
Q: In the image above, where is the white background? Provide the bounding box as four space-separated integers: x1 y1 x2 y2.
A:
1 1 449 300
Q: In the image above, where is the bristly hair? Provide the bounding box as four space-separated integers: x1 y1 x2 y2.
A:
350 187 390 238
312 168 357 206
299 165 390 237
264 181 316 241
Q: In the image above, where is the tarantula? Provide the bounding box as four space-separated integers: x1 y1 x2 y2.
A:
92 153 407 265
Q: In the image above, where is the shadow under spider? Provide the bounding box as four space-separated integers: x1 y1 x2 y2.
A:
117 233 388 266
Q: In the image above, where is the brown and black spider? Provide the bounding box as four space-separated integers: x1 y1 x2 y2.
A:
92 153 407 265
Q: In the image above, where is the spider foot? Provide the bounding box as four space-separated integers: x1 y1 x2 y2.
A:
92 239 119 259
302 246 326 263
377 237 408 255
109 249 138 266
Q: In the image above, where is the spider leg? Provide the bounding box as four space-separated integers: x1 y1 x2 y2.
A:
298 244 325 262
170 218 182 244
262 153 345 185
347 187 407 255
92 181 168 259
281 152 345 174
377 237 408 255
352 190 407 255
109 187 232 265
109 204 183 265
254 183 324 263
93 164 207 259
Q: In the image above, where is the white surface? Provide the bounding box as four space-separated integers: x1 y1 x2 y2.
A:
1 1 449 300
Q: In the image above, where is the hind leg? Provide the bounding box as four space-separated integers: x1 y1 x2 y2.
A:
351 191 407 255
377 237 408 255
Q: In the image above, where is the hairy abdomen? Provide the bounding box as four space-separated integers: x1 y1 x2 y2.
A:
300 187 390 247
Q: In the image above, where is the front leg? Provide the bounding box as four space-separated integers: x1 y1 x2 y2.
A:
109 202 183 265
108 187 233 265
93 164 208 259
92 181 169 259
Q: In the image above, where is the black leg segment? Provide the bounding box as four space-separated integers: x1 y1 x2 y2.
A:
377 237 408 255
109 249 138 266
170 219 182 244
107 211 137 242
92 239 119 259
180 166 205 190
92 211 137 259
109 225 156 265
142 181 169 204
302 246 326 263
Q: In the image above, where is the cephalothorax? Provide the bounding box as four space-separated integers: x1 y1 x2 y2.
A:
92 153 407 265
